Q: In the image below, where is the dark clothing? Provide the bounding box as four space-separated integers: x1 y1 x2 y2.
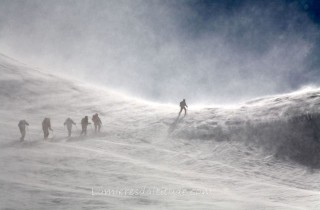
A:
179 107 187 116
180 101 187 108
92 114 102 133
42 118 52 139
81 117 90 135
18 120 29 141
179 100 188 116
64 118 76 137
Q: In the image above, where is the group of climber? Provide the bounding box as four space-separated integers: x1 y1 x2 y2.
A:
18 113 102 141
17 99 188 141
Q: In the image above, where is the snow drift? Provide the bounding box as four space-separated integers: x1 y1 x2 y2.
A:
1 54 320 209
172 97 320 168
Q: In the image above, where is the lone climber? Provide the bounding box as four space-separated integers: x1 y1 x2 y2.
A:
178 99 188 117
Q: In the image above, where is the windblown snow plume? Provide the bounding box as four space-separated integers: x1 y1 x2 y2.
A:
1 54 320 209
1 0 320 104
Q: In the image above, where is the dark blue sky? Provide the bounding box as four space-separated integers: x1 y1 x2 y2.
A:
295 0 320 23
186 0 320 22
181 0 320 88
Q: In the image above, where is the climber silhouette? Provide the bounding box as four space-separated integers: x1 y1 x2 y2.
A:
178 99 188 117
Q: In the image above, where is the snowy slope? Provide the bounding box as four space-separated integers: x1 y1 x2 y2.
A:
1 54 320 210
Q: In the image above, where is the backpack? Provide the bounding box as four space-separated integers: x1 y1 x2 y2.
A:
81 117 88 125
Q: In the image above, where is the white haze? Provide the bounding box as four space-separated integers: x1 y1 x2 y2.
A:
0 0 319 104
2 54 320 209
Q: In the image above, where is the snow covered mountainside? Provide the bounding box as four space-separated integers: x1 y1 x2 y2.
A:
1 54 320 210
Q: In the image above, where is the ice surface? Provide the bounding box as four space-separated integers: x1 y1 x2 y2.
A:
1 54 320 209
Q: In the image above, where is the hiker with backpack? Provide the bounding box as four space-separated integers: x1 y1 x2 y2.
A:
178 99 188 117
18 120 29 141
42 117 53 139
64 117 76 137
92 113 102 133
81 116 90 136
